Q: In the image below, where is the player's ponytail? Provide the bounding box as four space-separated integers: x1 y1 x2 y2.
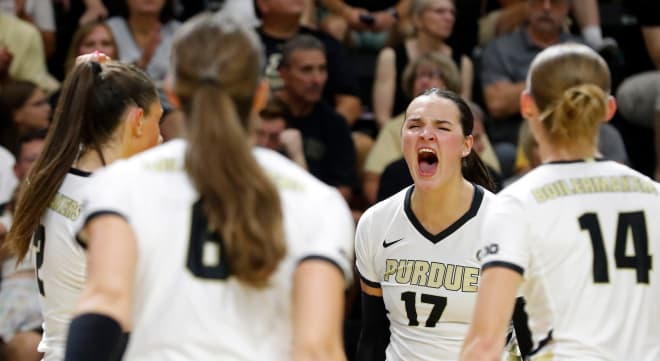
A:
174 12 286 288
7 60 157 262
540 84 607 144
185 82 286 288
528 43 611 147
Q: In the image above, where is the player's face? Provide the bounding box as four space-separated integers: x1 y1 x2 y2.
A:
402 95 470 191
128 99 163 156
78 25 117 60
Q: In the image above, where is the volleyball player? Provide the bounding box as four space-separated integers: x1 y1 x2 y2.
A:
460 43 660 360
7 54 162 360
64 12 354 361
355 89 499 360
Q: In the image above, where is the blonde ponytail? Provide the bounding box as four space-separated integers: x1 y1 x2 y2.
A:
540 84 607 143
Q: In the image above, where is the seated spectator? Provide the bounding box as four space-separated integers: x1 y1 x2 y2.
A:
0 12 59 94
255 0 362 125
480 0 584 177
318 0 411 49
63 20 118 75
255 96 308 170
0 0 56 58
372 0 473 128
106 0 180 82
0 129 47 361
616 71 660 180
277 35 357 201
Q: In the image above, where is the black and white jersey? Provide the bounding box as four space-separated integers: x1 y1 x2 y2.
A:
77 139 355 361
35 169 91 361
356 184 495 360
480 160 660 360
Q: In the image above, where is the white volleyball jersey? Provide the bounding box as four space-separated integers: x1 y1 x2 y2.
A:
355 184 495 361
480 160 660 361
78 139 355 361
35 169 91 361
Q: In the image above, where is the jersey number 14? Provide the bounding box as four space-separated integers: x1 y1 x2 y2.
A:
579 211 652 284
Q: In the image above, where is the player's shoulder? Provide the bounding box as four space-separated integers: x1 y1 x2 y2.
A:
253 147 340 200
360 186 410 226
97 140 186 179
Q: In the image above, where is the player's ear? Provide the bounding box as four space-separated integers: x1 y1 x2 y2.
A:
520 90 539 121
126 107 145 137
603 95 617 123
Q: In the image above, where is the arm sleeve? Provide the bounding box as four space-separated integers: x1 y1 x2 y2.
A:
355 292 390 361
478 194 530 276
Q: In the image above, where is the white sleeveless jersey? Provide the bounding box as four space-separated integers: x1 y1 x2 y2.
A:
78 139 355 361
35 169 91 361
355 184 495 361
479 160 660 360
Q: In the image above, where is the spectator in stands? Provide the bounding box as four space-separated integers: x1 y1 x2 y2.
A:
64 21 118 75
0 12 59 93
255 0 362 126
480 0 582 177
0 129 47 361
0 0 56 58
277 35 357 201
318 0 411 49
256 96 308 170
372 0 472 128
106 0 180 81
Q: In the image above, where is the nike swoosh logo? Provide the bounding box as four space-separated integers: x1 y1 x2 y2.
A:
383 238 404 248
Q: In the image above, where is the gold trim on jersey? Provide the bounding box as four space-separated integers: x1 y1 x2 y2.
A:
532 175 658 203
48 193 81 221
383 259 479 292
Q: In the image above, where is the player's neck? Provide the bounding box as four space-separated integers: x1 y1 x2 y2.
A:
73 143 124 173
411 178 473 234
540 140 599 163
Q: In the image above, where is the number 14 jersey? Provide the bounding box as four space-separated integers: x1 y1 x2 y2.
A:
355 184 495 361
480 160 660 360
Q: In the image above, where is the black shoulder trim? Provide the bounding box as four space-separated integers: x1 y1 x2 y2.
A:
358 272 381 288
69 168 93 177
299 255 347 280
545 158 606 165
529 330 553 356
84 210 127 225
404 184 484 244
482 261 524 276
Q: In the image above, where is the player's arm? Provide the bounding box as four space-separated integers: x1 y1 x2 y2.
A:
459 266 522 361
292 259 347 361
355 280 389 361
65 214 137 361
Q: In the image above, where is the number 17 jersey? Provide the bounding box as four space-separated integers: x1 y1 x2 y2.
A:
355 184 494 361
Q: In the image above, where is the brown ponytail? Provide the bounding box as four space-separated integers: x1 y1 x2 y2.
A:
173 13 285 288
7 61 157 261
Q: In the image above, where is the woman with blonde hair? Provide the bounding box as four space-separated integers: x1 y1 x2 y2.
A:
461 43 660 361
63 12 354 361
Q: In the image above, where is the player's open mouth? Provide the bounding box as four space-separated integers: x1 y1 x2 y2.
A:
417 148 438 177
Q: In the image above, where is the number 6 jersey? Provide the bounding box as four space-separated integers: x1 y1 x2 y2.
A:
479 160 660 360
355 184 495 361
